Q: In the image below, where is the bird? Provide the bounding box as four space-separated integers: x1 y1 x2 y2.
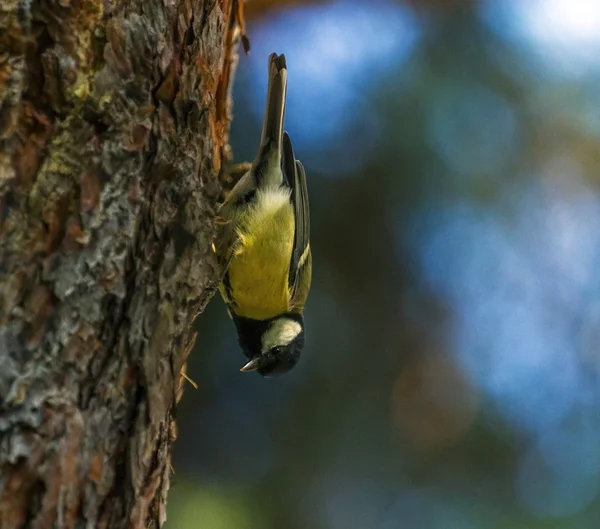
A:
213 53 312 377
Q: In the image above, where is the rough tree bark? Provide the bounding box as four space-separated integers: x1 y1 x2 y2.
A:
0 0 241 527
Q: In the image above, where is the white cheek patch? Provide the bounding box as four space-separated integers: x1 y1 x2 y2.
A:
261 318 302 354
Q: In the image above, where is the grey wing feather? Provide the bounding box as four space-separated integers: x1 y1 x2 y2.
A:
282 132 310 291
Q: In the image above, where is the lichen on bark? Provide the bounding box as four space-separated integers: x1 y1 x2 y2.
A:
0 0 240 527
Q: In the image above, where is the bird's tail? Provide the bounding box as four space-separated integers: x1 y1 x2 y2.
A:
260 53 287 152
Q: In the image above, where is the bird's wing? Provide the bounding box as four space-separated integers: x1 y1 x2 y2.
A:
214 171 255 273
282 132 311 308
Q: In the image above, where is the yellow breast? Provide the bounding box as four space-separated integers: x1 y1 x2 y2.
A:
224 188 294 320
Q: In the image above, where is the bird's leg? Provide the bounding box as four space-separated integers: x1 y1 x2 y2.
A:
218 161 252 203
228 161 252 182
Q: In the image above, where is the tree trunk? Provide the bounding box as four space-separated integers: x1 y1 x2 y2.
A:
0 0 240 526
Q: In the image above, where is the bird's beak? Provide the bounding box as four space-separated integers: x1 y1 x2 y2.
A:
240 358 260 372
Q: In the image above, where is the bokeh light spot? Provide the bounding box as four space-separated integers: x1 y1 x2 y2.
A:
316 478 392 529
428 84 519 179
166 481 263 529
241 0 420 175
391 355 480 451
516 438 599 518
482 0 600 76
382 487 481 529
407 173 600 437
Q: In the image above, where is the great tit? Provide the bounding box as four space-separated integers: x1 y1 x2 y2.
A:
214 53 312 377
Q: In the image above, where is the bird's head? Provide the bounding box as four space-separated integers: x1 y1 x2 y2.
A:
236 314 305 377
